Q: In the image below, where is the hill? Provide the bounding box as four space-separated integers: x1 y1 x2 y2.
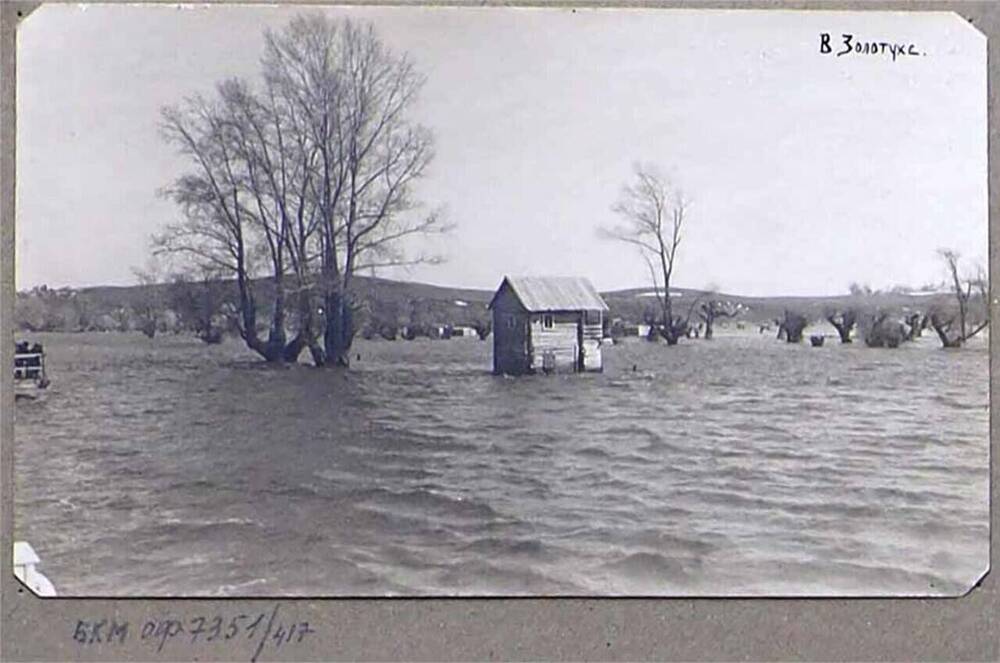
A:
14 275 958 336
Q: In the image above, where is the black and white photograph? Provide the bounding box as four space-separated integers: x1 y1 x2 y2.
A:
11 5 988 597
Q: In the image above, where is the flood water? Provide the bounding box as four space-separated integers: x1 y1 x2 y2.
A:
13 329 989 596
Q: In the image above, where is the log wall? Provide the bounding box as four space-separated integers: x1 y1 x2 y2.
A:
529 312 580 373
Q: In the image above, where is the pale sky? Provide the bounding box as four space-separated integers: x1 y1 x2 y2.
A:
15 5 987 296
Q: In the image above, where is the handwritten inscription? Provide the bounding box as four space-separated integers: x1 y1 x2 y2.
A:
820 33 924 61
71 604 314 661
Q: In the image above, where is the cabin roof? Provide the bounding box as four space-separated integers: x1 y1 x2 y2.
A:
488 276 609 313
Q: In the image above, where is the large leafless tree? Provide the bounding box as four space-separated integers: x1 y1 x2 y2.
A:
602 163 691 345
929 249 989 348
157 13 446 367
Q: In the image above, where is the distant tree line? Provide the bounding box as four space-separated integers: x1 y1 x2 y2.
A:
14 277 493 345
600 163 988 350
774 250 987 349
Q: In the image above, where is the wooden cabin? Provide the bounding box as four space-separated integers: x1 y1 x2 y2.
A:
488 276 609 375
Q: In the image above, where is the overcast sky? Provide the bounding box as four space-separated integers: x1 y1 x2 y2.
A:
16 5 986 296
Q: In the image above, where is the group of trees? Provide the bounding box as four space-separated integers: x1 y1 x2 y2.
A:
363 320 490 342
156 13 446 367
163 269 235 343
353 293 490 341
15 287 94 333
768 254 988 349
785 251 988 349
779 307 922 348
15 269 491 347
14 279 236 339
603 164 989 350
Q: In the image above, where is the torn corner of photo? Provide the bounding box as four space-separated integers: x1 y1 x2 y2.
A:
12 541 57 596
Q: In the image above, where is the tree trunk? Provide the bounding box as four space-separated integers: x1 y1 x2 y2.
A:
282 289 320 364
658 290 684 345
264 277 288 362
938 333 962 348
826 314 855 343
236 271 275 361
782 311 808 343
308 343 327 366
904 313 926 341
658 315 685 345
701 311 715 340
930 315 963 348
323 290 354 367
699 306 715 340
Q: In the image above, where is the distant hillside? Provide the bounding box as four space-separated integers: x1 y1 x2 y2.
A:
14 275 496 335
15 275 958 335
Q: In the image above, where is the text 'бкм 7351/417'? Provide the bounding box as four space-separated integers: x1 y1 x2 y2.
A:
70 604 314 662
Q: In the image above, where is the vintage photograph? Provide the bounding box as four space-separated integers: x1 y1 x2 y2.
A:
11 5 988 596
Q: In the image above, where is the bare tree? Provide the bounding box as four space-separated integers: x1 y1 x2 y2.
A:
110 307 133 334
602 163 691 345
132 259 165 338
157 14 447 367
261 15 447 367
781 310 808 343
824 307 857 344
158 93 282 361
928 249 988 348
859 310 912 348
168 266 233 344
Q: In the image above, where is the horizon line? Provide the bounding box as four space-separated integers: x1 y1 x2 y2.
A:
15 273 950 302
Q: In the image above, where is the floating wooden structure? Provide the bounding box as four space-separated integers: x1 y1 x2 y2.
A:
488 276 609 375
14 341 49 400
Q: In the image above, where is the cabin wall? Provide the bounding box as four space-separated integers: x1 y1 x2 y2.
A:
491 288 531 375
528 312 581 373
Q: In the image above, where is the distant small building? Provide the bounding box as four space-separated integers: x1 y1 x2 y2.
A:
488 276 609 375
450 325 480 339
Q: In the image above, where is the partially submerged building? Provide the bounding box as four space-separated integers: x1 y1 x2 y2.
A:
488 276 609 375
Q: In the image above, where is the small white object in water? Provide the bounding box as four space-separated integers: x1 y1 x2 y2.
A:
13 541 57 596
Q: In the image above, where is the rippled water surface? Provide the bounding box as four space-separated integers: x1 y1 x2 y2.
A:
14 330 989 596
